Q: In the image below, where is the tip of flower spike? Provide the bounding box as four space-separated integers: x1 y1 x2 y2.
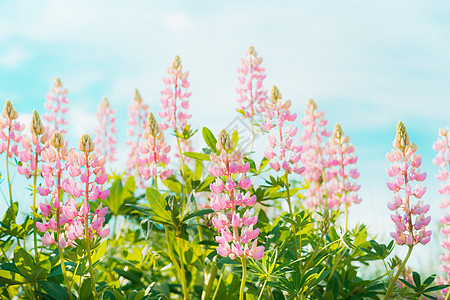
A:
247 45 257 57
134 89 143 103
100 97 109 108
173 55 182 69
394 121 411 151
145 112 160 137
307 98 317 110
50 132 65 149
271 85 282 101
217 129 234 152
54 77 62 88
30 110 45 135
2 99 19 120
78 134 95 153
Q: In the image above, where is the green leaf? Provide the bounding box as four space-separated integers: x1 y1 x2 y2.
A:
31 260 51 282
141 219 153 240
217 257 239 265
91 241 107 264
1 201 18 225
423 284 449 293
194 159 203 181
184 152 211 161
162 176 183 194
14 246 34 279
0 270 28 285
39 281 68 300
182 209 214 223
80 277 94 300
412 271 421 289
107 179 124 215
231 130 239 150
202 127 217 153
146 188 171 222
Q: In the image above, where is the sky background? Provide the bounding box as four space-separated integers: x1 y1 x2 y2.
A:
1 0 449 274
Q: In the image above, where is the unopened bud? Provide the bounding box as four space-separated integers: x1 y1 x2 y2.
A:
173 55 181 70
78 134 95 153
50 132 65 149
54 78 62 88
320 207 330 235
271 85 282 101
30 110 45 135
217 129 234 152
333 123 344 141
2 100 19 120
145 112 160 137
134 89 142 103
307 98 317 110
99 97 109 109
439 127 448 137
394 121 410 151
247 46 257 57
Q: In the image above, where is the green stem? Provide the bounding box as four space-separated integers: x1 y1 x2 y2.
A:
445 289 450 300
284 171 293 217
176 136 187 181
382 258 392 282
84 152 97 298
175 229 189 299
303 234 323 273
257 278 268 300
202 260 218 300
6 133 13 217
212 266 225 300
58 247 73 300
240 257 247 300
384 245 413 300
328 251 343 280
32 158 39 263
345 204 348 232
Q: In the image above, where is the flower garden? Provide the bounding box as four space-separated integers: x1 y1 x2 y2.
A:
0 46 449 299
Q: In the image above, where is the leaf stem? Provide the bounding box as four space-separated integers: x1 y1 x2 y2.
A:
240 257 247 300
384 245 413 300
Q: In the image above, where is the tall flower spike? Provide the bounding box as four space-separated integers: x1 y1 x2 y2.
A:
299 99 331 210
0 100 24 158
138 112 173 185
236 46 267 149
262 85 304 175
126 89 149 187
95 97 117 162
325 124 361 224
386 121 431 246
43 78 69 136
433 127 450 294
209 129 264 261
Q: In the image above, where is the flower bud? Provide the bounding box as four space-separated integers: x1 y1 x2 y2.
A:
145 112 160 138
307 98 317 111
99 97 109 109
247 45 257 57
2 100 19 120
394 121 411 151
320 208 330 235
172 55 181 70
30 110 45 135
54 77 62 88
134 88 143 104
217 129 235 152
50 132 65 149
271 85 282 101
78 134 95 153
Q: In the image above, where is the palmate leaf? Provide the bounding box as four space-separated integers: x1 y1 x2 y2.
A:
14 246 34 279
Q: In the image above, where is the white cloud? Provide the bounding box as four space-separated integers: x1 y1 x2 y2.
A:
161 12 193 31
0 45 30 68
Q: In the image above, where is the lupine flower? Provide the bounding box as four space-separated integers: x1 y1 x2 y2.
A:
262 86 304 175
325 124 361 210
159 55 192 133
37 132 110 248
209 129 264 260
236 46 267 146
386 121 431 246
95 97 117 163
0 100 24 158
17 110 49 179
433 127 450 294
159 55 194 161
138 112 173 184
43 78 69 136
299 99 331 210
126 89 148 185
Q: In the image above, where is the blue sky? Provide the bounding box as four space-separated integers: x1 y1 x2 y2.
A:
1 0 449 273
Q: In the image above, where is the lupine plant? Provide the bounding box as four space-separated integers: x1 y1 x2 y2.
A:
0 48 448 300
43 78 69 136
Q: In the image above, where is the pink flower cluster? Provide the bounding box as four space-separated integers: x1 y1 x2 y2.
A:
299 99 331 209
209 130 264 260
386 122 431 246
37 133 110 248
0 100 24 158
43 78 69 136
17 110 48 178
433 127 450 292
126 89 148 183
262 86 304 175
95 97 117 162
325 124 361 209
159 55 192 134
236 46 267 121
139 112 173 182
